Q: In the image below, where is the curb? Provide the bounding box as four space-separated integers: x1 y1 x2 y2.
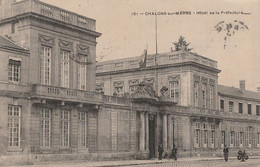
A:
94 156 260 167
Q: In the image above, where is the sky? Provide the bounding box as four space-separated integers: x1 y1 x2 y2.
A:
42 0 260 91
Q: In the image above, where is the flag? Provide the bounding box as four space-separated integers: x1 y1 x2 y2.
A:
139 49 147 68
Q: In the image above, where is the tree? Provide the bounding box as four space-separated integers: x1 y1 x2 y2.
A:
171 36 193 52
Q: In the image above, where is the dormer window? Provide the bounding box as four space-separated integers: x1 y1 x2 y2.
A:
8 58 21 83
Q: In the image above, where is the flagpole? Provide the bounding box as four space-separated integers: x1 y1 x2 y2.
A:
155 13 159 95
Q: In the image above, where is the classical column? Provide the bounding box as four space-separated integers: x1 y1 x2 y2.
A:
145 112 149 150
163 114 168 149
167 115 173 149
139 112 145 150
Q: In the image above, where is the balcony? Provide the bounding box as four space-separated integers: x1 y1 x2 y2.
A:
10 0 96 31
102 95 130 106
31 84 102 104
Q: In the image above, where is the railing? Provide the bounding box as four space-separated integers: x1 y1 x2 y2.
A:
11 0 96 31
102 95 130 106
96 52 218 74
0 82 31 93
167 52 217 69
31 84 102 103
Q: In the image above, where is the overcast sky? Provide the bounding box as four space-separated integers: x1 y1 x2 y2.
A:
42 0 260 91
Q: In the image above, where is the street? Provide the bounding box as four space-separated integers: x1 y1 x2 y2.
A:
123 159 260 167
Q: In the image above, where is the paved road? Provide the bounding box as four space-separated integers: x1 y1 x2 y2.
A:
123 159 260 167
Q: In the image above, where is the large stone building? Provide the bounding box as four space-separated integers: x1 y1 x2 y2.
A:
0 0 259 166
96 51 260 156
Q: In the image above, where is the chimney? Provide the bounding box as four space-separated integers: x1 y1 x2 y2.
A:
239 80 245 92
257 87 260 93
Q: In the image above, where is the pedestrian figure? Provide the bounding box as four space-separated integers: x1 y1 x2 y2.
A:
158 144 164 160
223 145 229 162
171 144 178 160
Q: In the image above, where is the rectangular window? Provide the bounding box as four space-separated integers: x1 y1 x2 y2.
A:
170 81 179 103
229 101 234 112
248 104 252 115
60 110 70 147
248 127 252 147
209 85 214 109
8 59 21 82
194 122 200 148
194 82 199 107
203 130 208 147
256 105 260 116
239 103 243 114
211 130 215 147
114 86 124 97
129 85 138 94
8 105 21 147
221 131 225 147
210 124 215 148
202 83 207 108
78 55 87 90
220 99 224 111
78 112 87 147
257 133 260 146
60 50 70 88
40 46 52 85
230 131 235 147
240 132 244 147
40 109 51 147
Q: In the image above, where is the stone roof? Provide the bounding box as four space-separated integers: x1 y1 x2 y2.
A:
0 35 28 53
218 84 260 101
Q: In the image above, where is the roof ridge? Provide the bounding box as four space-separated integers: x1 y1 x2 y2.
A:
0 35 26 50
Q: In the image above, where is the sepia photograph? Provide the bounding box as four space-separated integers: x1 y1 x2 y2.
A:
0 0 260 166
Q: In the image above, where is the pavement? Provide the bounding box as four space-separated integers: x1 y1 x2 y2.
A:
8 155 260 167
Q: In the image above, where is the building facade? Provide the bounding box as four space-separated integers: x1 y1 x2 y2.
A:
0 0 259 166
96 51 260 157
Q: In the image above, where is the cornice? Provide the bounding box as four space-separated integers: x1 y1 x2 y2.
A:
0 12 102 38
218 92 260 103
0 46 30 55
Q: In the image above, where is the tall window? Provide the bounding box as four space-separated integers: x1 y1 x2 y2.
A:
240 131 244 147
194 122 200 148
239 103 243 114
114 86 124 97
220 99 224 111
229 101 234 112
256 105 260 116
202 123 208 148
60 110 70 147
248 127 252 147
230 131 235 147
257 133 260 146
60 50 70 88
209 85 214 109
221 131 225 147
248 104 252 115
40 46 52 85
78 112 87 147
40 109 51 147
129 85 138 94
8 59 21 82
170 81 179 103
8 105 21 147
78 55 87 90
202 83 207 108
194 82 199 107
210 124 215 148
